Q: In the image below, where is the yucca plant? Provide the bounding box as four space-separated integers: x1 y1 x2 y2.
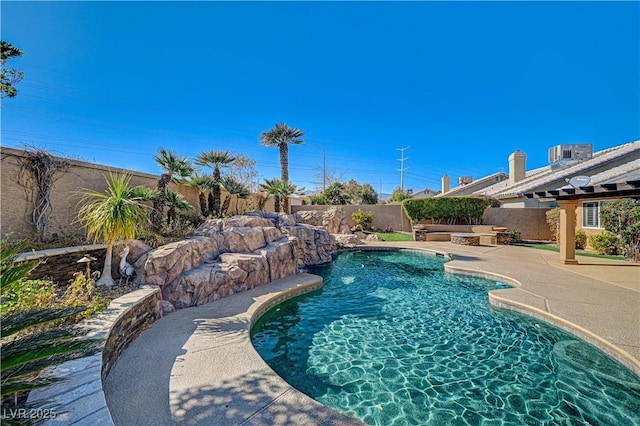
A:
77 173 156 287
0 238 99 402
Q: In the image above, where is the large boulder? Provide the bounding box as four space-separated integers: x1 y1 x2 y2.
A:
334 234 362 248
135 236 224 288
282 224 336 265
295 207 350 234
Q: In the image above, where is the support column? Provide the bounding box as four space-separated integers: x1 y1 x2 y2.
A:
558 200 579 265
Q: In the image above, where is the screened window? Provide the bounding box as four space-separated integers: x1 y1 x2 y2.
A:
582 201 608 229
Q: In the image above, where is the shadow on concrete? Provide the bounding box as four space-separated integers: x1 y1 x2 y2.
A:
171 369 361 426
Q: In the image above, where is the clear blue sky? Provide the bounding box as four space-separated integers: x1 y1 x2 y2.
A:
2 1 638 195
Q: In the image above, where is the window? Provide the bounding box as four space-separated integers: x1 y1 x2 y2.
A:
582 201 608 229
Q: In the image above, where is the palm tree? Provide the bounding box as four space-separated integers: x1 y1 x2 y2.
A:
259 123 305 212
152 148 194 230
259 178 283 213
195 150 236 216
166 190 194 227
77 173 155 287
187 173 213 217
220 177 250 215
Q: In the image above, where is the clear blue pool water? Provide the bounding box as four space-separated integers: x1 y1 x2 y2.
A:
251 250 640 425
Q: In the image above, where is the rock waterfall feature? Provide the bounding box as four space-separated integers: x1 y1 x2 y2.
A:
135 212 338 311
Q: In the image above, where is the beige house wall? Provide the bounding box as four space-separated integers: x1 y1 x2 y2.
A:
0 147 274 241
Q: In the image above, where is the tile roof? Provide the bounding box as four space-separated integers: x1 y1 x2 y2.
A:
479 140 640 199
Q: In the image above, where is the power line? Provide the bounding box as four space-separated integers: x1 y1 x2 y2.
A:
397 146 409 191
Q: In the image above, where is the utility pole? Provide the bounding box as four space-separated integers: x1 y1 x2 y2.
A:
397 146 409 191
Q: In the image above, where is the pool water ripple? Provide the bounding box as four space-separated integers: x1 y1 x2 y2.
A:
251 250 640 425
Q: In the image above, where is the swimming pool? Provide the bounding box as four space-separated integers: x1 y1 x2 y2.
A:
251 250 640 425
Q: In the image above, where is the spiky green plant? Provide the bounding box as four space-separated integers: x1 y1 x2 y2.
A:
77 173 155 287
0 238 99 400
196 150 236 216
152 148 194 230
259 123 305 212
187 173 214 217
220 177 250 215
166 190 194 227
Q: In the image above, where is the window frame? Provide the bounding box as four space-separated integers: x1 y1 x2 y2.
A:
582 200 608 229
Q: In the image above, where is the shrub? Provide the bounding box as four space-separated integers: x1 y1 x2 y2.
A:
402 197 495 225
507 229 521 243
600 198 640 261
351 209 375 231
575 230 587 250
545 208 560 241
589 231 620 255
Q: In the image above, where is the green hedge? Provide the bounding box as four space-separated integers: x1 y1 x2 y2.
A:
402 197 496 225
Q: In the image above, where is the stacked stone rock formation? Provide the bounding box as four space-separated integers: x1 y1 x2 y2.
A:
135 213 338 311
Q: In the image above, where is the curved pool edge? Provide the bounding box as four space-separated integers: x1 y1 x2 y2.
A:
243 273 366 426
352 244 639 378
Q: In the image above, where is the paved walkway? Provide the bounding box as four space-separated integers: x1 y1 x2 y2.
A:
103 242 639 425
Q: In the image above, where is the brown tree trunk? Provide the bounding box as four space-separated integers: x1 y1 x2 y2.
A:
152 174 171 231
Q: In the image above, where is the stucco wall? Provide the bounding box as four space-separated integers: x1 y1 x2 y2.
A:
0 147 274 241
483 207 553 240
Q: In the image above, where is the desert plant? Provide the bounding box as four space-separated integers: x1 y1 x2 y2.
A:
220 177 250 215
196 150 236 216
152 148 194 230
352 209 375 231
166 190 194 227
0 238 99 400
588 231 620 255
260 122 305 212
507 229 521 243
77 173 155 287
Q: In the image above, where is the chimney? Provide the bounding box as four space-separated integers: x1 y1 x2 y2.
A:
441 175 450 193
509 150 526 184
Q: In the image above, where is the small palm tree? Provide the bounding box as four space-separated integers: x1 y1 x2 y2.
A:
152 148 194 230
259 123 305 212
196 150 236 216
77 173 156 287
187 173 213 217
220 177 250 215
166 190 194 227
259 178 283 213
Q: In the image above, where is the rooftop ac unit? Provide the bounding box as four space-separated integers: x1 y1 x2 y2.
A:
549 144 593 164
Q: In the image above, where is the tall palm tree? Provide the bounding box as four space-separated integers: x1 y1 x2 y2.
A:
166 190 194 227
259 123 305 212
187 173 213 217
78 173 155 287
152 148 194 230
195 150 236 216
220 177 250 215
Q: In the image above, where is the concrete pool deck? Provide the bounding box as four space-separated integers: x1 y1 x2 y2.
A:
103 242 639 425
